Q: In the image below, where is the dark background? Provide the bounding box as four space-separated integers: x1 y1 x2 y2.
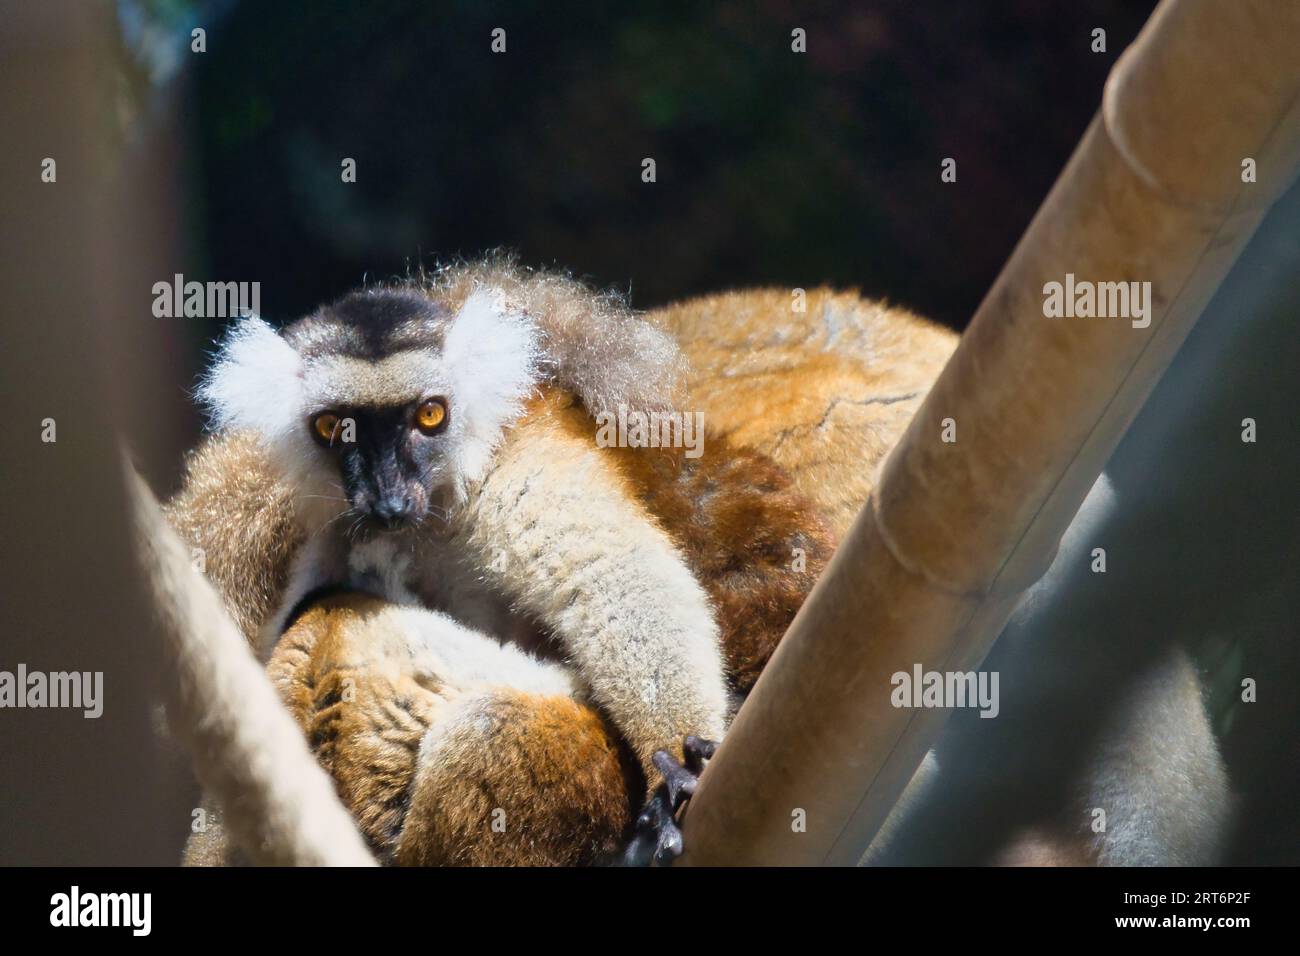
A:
122 0 1156 330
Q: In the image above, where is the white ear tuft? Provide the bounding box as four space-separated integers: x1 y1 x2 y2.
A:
198 314 305 440
444 289 541 487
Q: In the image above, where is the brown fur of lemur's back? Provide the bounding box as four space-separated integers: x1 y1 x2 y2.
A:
539 387 834 693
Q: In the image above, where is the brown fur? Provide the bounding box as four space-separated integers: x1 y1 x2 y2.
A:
396 690 638 866
652 287 957 539
267 593 637 865
540 388 834 691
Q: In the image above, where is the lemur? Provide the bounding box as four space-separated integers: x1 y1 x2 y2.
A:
168 263 1230 868
166 258 835 862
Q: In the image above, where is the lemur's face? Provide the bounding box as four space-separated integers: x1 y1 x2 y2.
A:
200 286 540 528
308 397 450 531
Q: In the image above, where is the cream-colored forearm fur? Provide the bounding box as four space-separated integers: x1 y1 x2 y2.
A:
459 414 728 776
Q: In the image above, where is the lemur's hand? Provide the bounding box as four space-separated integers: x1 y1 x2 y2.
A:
623 735 718 866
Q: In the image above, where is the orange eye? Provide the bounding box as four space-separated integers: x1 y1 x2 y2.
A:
415 398 448 434
312 412 342 444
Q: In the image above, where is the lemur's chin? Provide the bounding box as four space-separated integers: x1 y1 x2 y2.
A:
382 521 416 534
356 512 419 536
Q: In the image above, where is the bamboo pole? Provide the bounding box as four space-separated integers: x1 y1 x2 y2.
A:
678 0 1300 866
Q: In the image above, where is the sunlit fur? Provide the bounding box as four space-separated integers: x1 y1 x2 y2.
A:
178 260 732 792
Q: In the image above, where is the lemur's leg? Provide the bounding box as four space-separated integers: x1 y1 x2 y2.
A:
269 591 638 865
396 689 638 866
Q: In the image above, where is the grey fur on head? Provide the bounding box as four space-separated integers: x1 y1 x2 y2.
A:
418 252 687 415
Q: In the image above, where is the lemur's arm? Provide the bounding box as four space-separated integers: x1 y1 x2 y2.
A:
163 430 305 645
459 392 729 781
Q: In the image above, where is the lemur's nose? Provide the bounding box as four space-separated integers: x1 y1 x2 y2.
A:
372 495 414 529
